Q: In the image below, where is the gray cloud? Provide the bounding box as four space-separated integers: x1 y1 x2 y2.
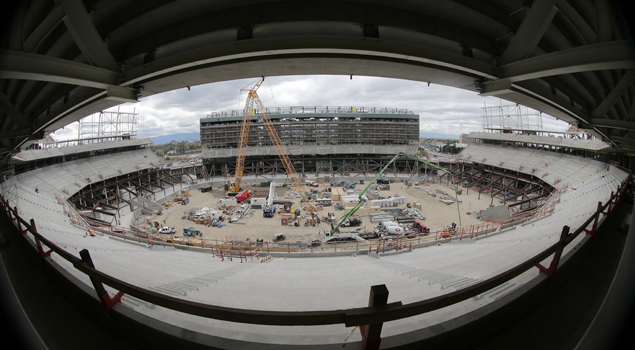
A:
51 75 570 140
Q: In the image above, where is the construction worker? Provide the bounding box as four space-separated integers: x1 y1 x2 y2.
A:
89 229 95 237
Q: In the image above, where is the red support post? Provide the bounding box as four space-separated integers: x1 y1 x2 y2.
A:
602 192 614 216
359 284 389 350
288 241 290 253
35 237 53 259
585 202 602 236
266 241 269 253
536 226 570 279
79 249 124 315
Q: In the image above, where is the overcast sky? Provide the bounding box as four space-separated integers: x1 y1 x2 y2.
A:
51 75 570 140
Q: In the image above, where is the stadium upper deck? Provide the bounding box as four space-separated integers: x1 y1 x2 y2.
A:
200 106 419 149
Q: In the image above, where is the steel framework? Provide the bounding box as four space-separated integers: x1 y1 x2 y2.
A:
77 107 139 142
482 102 544 132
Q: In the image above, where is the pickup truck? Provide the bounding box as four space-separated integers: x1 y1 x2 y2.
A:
158 227 176 234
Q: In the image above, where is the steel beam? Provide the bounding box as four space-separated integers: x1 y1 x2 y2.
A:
121 36 498 87
498 41 635 82
0 127 33 139
557 0 597 44
479 79 513 97
591 70 635 118
595 0 612 43
56 0 120 72
0 50 119 89
612 136 635 146
589 118 635 131
0 91 30 128
497 0 559 66
7 1 26 51
106 86 139 103
23 5 65 53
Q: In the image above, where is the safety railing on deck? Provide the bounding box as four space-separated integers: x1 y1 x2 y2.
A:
0 171 630 349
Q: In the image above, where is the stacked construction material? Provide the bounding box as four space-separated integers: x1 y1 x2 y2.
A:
369 213 395 223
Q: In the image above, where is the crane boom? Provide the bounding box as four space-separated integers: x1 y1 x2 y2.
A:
231 77 315 212
251 91 315 212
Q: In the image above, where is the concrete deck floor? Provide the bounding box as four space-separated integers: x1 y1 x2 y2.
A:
0 155 629 347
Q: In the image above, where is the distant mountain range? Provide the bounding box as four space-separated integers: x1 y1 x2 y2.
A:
149 132 200 145
419 131 459 140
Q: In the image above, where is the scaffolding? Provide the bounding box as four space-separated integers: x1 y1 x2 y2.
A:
77 107 139 142
482 102 543 132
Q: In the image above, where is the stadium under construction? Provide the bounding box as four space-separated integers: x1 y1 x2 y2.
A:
1 1 635 349
200 106 425 176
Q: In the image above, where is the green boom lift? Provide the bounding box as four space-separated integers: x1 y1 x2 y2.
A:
331 152 461 234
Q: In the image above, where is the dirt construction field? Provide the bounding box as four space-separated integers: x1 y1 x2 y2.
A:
154 181 495 244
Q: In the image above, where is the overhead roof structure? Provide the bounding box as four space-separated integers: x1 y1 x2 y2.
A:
0 0 634 160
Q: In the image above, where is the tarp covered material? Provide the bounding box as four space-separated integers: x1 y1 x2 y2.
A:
369 196 405 207
221 198 237 206
341 195 360 203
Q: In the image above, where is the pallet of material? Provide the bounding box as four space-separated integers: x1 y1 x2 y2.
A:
439 199 454 205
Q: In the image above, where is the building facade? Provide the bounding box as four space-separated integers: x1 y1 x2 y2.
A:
200 106 421 176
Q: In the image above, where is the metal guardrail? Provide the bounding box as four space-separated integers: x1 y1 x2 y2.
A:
207 106 413 118
0 170 630 346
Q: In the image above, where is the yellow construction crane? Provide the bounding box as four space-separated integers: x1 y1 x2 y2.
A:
228 77 315 212
226 78 263 192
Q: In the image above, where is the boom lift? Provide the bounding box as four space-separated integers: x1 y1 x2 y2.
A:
330 152 462 234
228 77 316 212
